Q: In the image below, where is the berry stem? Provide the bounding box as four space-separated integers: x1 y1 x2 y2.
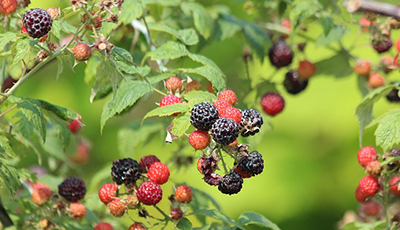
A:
153 205 172 221
218 147 229 174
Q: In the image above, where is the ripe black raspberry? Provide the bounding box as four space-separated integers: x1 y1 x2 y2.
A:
373 39 393 53
111 158 142 185
211 118 239 145
58 177 86 202
218 172 243 195
237 151 264 176
23 8 52 38
386 89 400 102
204 173 222 186
190 102 219 131
283 70 308 94
240 109 263 137
268 40 293 68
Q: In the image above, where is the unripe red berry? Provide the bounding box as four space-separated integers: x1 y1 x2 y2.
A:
189 130 211 150
358 175 379 198
129 222 147 230
355 185 367 203
354 61 371 76
98 183 117 205
368 73 385 89
73 43 91 61
94 222 113 230
0 0 18 15
175 185 193 203
298 60 316 79
389 176 400 196
360 200 381 216
69 202 87 220
260 92 285 116
218 90 237 106
357 146 377 167
147 162 170 185
165 77 182 93
108 199 126 217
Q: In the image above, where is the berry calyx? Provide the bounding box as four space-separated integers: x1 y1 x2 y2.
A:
139 155 160 172
0 0 17 15
108 199 126 217
389 176 400 196
94 222 113 230
189 130 211 150
298 60 316 79
147 162 170 185
357 146 377 168
260 92 285 116
73 43 91 61
219 106 242 124
23 8 53 38
268 40 293 68
111 158 142 185
69 202 86 220
353 61 371 76
165 77 182 93
98 183 117 205
358 175 379 198
218 90 237 106
190 102 219 131
137 181 163 205
211 118 239 145
175 185 193 203
58 177 86 202
218 171 243 195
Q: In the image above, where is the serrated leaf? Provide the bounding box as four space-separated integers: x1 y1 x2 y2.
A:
51 20 61 39
316 25 348 46
342 221 386 230
0 32 18 54
178 66 225 93
120 0 143 24
181 2 214 39
90 59 123 103
170 112 191 137
187 53 224 76
114 61 151 76
0 158 21 196
84 56 101 83
184 90 217 105
118 122 164 156
356 85 395 146
47 118 71 151
0 136 15 158
143 0 181 6
143 103 191 121
176 218 192 230
17 99 47 143
111 46 134 63
367 109 400 152
238 212 281 230
147 73 175 84
214 19 241 41
319 12 334 36
11 39 31 67
242 23 270 62
101 80 152 131
148 23 199 45
38 100 79 121
315 50 352 78
56 52 75 79
192 209 244 230
146 41 188 61
61 21 77 34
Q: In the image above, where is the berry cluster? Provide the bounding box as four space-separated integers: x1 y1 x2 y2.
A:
354 146 400 224
99 156 193 227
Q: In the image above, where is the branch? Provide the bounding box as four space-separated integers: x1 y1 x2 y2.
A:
343 0 400 18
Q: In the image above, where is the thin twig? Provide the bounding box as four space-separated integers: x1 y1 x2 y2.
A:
343 0 400 18
0 104 17 117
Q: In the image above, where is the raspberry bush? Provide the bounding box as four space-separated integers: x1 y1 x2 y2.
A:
1 0 400 229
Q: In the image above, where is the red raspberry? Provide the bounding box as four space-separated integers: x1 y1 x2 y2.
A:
32 187 51 206
186 80 202 92
359 17 375 32
389 176 400 195
0 0 17 15
260 92 285 116
69 202 87 220
359 175 379 198
108 199 126 217
70 143 90 165
353 61 371 76
137 181 162 205
83 12 102 30
234 166 252 179
147 162 170 185
139 155 160 172
159 94 183 116
381 57 396 73
280 18 291 39
218 90 237 106
366 160 381 177
396 37 400 52
298 60 316 79
219 106 242 124
129 222 147 230
197 157 204 174
73 43 91 61
68 118 82 134
165 77 182 93
213 100 230 115
170 207 183 220
94 222 113 230
357 146 377 167
175 185 193 203
361 200 381 216
355 186 367 203
368 72 385 89
98 183 117 205
189 130 211 150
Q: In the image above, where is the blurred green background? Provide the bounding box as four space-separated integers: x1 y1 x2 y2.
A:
12 0 400 229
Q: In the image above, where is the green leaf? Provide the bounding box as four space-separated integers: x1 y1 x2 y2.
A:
143 0 181 6
56 52 75 79
51 20 61 39
187 53 224 76
90 59 123 103
143 103 191 121
184 90 217 105
356 85 395 146
242 23 270 62
17 99 47 143
11 39 31 67
0 32 18 54
101 80 153 131
146 41 188 61
342 221 386 230
181 2 214 39
47 118 71 151
148 23 199 45
147 73 175 84
176 218 192 230
38 100 79 121
0 136 15 158
178 66 225 93
367 109 400 152
214 19 241 41
119 0 143 24
60 21 77 34
84 56 101 83
319 12 334 36
238 212 281 230
0 158 21 196
192 209 245 230
111 46 134 63
170 112 191 137
315 50 352 78
316 25 348 46
118 122 163 156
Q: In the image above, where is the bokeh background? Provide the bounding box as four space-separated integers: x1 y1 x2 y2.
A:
11 0 400 229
